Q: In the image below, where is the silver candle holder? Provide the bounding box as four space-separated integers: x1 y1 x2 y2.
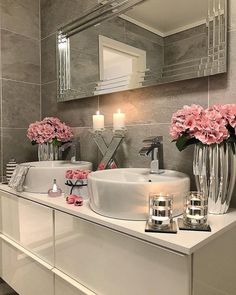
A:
145 193 177 233
89 129 126 170
178 191 211 232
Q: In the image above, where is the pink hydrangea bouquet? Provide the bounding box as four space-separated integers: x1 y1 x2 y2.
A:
170 104 236 151
27 117 73 145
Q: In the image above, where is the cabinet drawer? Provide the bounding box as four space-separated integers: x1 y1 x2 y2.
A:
1 238 53 295
55 272 96 295
0 191 54 265
55 211 191 295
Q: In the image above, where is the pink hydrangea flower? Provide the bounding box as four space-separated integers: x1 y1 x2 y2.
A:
194 116 229 144
170 104 236 146
170 104 205 139
27 117 73 144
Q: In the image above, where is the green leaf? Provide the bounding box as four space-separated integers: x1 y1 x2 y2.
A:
175 135 200 152
176 135 190 151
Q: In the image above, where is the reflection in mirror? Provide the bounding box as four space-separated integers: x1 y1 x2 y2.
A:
57 0 227 101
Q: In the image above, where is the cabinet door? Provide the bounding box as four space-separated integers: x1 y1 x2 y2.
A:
55 211 191 295
193 227 236 295
1 239 53 295
0 191 54 265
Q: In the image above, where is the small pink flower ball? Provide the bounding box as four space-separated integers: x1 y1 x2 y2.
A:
66 195 77 204
65 169 91 180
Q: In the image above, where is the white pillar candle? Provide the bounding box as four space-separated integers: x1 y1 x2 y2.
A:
93 111 104 131
113 109 125 131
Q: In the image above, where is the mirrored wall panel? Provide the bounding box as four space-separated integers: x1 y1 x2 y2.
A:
57 0 227 101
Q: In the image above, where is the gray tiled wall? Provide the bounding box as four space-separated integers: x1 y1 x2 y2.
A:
40 0 236 207
0 0 41 178
164 24 208 66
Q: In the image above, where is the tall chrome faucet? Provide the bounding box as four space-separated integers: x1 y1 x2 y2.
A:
139 136 163 174
59 139 79 163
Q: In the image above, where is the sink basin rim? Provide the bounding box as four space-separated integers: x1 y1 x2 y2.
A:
88 168 189 185
20 160 92 169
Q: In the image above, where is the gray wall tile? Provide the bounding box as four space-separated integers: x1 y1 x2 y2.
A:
40 0 96 38
42 81 98 127
41 33 57 83
72 127 98 168
164 25 207 45
0 1 40 178
2 79 40 128
1 29 40 83
0 0 40 40
164 34 207 66
125 21 164 46
99 77 208 125
2 128 38 169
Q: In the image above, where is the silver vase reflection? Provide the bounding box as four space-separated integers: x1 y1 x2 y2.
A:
193 143 236 214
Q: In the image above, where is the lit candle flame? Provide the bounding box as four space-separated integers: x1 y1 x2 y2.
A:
96 110 100 115
118 109 121 113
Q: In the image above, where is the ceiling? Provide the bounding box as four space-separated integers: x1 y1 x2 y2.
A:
124 0 208 36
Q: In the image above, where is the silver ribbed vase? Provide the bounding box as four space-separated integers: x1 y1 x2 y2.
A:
38 142 60 161
193 143 236 214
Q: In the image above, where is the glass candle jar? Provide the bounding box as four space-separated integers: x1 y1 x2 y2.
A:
148 193 173 228
183 191 208 226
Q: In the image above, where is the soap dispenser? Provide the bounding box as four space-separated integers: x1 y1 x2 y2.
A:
48 179 62 197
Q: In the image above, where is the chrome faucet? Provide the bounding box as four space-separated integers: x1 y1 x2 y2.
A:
59 139 79 163
139 136 163 174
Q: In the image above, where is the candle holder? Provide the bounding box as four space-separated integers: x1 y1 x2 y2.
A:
145 193 177 234
178 191 211 232
89 129 126 170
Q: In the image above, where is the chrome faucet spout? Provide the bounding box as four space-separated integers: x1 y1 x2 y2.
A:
59 140 78 163
139 136 163 174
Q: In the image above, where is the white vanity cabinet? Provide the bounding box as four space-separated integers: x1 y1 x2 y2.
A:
0 191 54 265
0 238 54 295
0 187 236 295
54 211 191 295
193 227 236 295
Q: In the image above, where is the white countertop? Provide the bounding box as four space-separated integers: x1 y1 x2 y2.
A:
1 184 236 255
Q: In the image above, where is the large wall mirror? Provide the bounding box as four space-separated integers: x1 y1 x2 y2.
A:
57 0 227 101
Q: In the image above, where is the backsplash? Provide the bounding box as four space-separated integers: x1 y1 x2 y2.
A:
41 0 236 207
0 0 40 178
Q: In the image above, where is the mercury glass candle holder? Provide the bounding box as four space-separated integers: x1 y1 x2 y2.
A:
183 191 208 227
148 193 173 229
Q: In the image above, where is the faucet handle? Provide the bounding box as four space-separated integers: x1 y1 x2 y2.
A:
142 136 162 146
139 146 152 156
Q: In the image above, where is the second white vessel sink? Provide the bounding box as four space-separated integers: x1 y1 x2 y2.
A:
88 168 190 220
22 161 92 193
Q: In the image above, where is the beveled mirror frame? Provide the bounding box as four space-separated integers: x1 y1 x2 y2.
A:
57 0 227 102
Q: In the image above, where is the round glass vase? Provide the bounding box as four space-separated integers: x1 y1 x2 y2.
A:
38 142 60 161
193 142 236 214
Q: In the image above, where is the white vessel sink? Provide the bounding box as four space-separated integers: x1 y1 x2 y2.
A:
88 168 190 220
22 161 92 193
